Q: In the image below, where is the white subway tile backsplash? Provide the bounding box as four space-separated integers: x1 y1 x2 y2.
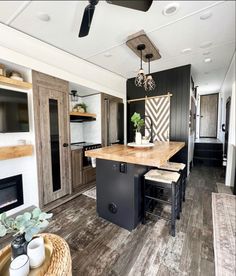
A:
70 94 102 144
70 123 84 143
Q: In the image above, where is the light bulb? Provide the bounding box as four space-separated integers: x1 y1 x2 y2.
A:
135 69 146 87
144 75 156 91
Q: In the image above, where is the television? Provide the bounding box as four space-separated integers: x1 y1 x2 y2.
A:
0 88 29 133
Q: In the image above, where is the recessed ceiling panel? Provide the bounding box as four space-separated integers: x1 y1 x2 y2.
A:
10 1 219 59
0 1 27 24
1 0 235 95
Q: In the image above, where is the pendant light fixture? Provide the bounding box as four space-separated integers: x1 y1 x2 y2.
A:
144 54 156 91
135 44 146 87
70 90 79 102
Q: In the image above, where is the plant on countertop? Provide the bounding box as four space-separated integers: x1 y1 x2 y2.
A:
0 208 53 242
131 112 144 132
73 102 88 113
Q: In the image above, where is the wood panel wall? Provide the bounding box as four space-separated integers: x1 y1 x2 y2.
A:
127 65 191 165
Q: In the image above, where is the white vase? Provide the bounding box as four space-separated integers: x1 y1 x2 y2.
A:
135 131 142 145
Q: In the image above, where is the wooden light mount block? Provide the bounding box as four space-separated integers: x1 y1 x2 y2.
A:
126 30 161 62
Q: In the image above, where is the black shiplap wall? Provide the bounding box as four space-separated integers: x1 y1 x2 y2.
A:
127 64 191 164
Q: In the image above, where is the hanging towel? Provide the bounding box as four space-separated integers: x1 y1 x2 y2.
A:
145 96 170 142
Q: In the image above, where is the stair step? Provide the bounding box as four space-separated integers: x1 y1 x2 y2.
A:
194 149 223 159
193 156 222 167
194 143 223 151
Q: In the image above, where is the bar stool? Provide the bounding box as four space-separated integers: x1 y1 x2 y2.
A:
143 169 181 237
158 162 187 204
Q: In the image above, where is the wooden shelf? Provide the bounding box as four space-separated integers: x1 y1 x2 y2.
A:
0 76 32 90
0 145 33 160
70 112 96 122
70 112 96 117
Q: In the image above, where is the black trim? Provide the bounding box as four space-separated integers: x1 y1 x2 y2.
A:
0 175 24 213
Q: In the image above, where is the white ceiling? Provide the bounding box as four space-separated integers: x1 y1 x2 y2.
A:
0 1 235 94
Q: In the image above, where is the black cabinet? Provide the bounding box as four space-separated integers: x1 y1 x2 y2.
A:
96 159 147 231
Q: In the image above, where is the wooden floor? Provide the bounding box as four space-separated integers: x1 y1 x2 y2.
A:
45 164 223 275
0 165 224 275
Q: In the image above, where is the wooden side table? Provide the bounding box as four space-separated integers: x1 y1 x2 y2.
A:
0 233 72 276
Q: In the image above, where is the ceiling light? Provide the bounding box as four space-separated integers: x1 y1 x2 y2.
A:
135 44 146 87
104 52 112 58
144 54 156 92
37 13 50 22
200 11 212 20
204 58 212 63
203 51 211 55
163 3 180 16
69 90 78 102
181 48 192 54
200 41 212 48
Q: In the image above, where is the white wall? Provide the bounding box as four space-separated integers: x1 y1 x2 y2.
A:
0 67 39 215
219 53 235 144
0 23 126 214
219 53 235 187
225 81 235 187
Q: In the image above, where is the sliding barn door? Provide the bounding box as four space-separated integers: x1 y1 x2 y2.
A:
32 71 71 207
145 96 170 141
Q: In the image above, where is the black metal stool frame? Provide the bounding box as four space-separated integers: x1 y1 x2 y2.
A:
142 177 181 237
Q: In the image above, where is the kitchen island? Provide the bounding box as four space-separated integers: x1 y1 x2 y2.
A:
85 141 185 231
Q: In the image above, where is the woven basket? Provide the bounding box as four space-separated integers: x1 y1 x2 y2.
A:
0 233 72 276
42 233 72 276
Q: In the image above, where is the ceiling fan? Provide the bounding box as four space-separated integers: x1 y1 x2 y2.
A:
79 0 153 37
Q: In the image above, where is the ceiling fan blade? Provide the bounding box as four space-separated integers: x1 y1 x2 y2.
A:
79 4 96 37
106 0 153 12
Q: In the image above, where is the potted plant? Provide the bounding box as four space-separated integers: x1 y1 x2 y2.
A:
0 208 53 259
131 112 144 144
72 102 88 113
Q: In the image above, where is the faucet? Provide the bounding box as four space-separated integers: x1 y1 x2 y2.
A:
145 115 153 143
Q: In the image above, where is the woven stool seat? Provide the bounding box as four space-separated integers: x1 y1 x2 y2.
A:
144 169 180 184
158 161 186 172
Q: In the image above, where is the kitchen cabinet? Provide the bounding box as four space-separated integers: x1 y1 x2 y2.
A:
71 149 96 193
71 149 83 192
82 166 96 185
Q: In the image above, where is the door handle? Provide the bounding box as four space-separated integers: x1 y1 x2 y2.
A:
63 143 69 147
222 124 225 132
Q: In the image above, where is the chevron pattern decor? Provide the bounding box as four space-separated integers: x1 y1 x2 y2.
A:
145 96 170 141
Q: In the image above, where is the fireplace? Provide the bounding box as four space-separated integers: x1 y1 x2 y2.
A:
0 175 24 213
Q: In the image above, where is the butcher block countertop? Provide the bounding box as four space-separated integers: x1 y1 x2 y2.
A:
85 141 185 167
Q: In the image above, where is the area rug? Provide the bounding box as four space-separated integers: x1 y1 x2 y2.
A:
82 187 96 200
212 193 236 276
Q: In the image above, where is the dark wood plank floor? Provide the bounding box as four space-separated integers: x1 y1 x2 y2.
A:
0 165 224 275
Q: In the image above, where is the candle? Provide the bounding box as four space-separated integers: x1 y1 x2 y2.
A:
27 236 45 268
9 254 29 276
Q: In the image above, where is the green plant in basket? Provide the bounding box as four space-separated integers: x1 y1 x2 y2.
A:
131 112 144 132
0 208 53 242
